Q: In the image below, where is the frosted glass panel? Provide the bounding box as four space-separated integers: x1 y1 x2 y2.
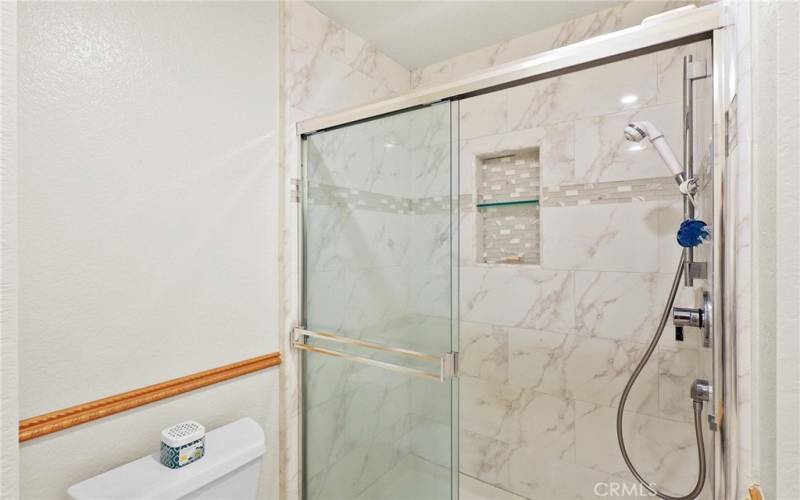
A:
302 102 456 500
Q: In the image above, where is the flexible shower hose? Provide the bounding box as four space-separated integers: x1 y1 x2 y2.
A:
616 249 707 500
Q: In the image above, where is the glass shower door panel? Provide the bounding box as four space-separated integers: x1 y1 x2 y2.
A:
302 102 456 500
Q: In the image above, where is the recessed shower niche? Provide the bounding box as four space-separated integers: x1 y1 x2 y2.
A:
475 147 540 265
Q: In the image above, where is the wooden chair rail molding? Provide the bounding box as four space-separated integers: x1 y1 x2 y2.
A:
19 352 281 442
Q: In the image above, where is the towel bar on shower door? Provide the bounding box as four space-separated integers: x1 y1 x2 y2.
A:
292 328 456 382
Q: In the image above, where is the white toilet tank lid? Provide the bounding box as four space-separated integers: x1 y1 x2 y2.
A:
67 417 265 500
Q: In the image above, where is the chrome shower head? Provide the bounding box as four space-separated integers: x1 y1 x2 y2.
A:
624 121 684 180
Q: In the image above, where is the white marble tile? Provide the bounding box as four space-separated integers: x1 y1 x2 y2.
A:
512 390 575 460
656 40 713 105
306 121 412 198
460 375 575 460
507 449 611 499
460 429 512 489
305 207 410 272
411 142 451 199
506 53 658 131
509 329 659 416
461 266 574 333
405 212 451 270
575 400 701 492
407 415 452 468
460 473 524 500
459 127 548 195
657 346 705 422
574 401 632 477
460 91 510 140
508 328 569 392
285 1 409 95
575 271 674 342
460 322 510 384
306 424 409 500
541 122 576 187
541 202 661 272
407 264 452 318
460 375 522 443
573 102 684 184
657 200 685 274
285 34 395 119
306 265 409 335
343 30 410 94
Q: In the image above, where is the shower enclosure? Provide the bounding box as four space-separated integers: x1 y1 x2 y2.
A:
293 5 736 499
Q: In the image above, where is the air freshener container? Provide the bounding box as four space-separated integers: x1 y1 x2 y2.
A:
160 421 206 469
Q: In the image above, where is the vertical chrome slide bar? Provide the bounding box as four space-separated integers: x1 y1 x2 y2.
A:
683 54 696 285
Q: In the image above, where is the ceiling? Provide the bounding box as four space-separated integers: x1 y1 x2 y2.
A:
308 1 622 69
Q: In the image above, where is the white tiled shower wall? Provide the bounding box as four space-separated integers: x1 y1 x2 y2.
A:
455 40 714 499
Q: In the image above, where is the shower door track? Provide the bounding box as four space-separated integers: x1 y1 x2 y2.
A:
295 3 739 499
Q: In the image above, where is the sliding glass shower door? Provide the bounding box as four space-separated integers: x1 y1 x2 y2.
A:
299 102 458 499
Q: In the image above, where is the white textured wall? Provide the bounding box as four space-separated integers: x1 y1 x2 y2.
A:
14 2 280 499
1 0 21 497
749 0 800 498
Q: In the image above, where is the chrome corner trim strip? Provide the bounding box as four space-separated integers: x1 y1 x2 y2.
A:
712 25 738 500
293 327 442 364
298 3 725 135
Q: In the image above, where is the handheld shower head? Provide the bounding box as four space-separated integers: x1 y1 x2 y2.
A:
624 121 684 180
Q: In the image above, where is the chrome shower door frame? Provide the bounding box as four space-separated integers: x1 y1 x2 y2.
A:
294 4 739 498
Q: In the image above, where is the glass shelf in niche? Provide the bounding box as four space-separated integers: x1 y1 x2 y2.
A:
476 198 539 209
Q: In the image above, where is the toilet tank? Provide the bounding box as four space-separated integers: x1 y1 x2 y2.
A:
67 418 266 500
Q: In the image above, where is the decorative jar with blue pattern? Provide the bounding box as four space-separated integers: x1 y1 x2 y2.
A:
160 421 205 469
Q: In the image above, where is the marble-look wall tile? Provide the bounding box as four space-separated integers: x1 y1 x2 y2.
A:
575 271 673 342
505 54 658 132
658 346 705 422
507 449 611 499
575 401 702 494
284 1 409 95
508 329 659 417
305 207 410 272
573 102 683 183
285 35 396 119
460 375 575 460
656 41 713 105
461 266 574 333
541 202 661 272
460 322 509 384
460 429 512 489
460 473 525 500
460 375 523 443
459 91 510 140
459 124 574 191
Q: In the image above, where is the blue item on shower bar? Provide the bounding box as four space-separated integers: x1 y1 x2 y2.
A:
677 219 710 248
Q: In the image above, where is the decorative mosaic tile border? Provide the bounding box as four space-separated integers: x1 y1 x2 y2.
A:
309 175 679 215
308 183 412 214
541 176 680 207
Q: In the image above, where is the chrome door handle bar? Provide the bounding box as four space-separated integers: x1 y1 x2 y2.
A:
292 328 456 382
